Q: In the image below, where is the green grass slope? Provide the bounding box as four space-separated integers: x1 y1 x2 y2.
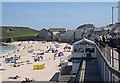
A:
0 26 39 40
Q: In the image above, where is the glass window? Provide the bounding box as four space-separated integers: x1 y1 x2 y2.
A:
84 42 89 45
85 48 94 53
79 48 84 52
77 42 89 45
74 49 76 52
74 48 84 53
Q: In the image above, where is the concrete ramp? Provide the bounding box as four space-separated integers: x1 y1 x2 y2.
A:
84 60 102 82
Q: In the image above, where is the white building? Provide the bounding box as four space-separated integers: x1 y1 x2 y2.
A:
71 38 97 74
60 27 94 42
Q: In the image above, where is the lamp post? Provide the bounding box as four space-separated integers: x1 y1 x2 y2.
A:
112 7 114 24
112 6 119 24
118 1 120 23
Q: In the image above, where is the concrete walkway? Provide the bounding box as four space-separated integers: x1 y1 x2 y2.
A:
84 59 102 82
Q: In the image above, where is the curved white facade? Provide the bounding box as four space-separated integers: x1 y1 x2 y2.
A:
72 38 97 74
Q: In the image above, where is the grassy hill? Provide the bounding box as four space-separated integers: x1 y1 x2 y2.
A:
0 26 39 40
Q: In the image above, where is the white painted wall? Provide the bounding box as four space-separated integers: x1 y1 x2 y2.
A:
72 63 80 74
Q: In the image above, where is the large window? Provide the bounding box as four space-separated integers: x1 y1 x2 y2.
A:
76 42 90 45
74 48 84 53
85 48 94 53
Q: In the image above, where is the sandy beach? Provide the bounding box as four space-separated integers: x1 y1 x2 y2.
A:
0 41 72 82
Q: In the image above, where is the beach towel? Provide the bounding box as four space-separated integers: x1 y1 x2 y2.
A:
10 59 15 63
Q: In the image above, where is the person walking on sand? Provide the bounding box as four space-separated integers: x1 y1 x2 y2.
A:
47 46 49 49
39 54 43 60
54 52 57 60
14 55 17 64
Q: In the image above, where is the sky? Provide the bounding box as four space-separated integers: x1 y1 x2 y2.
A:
2 2 119 30
1 0 120 2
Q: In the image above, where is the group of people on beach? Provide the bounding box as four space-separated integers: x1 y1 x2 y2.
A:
1 41 72 82
34 54 43 62
21 77 35 83
33 49 44 62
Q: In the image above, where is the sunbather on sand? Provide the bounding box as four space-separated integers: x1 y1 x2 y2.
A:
8 75 20 79
21 77 34 83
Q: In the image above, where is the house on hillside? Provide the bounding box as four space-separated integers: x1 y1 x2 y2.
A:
93 28 103 35
60 30 75 42
102 23 120 37
48 28 66 41
35 28 53 41
112 23 120 36
74 27 94 40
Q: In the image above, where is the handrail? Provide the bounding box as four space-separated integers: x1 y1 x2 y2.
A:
100 46 120 63
96 45 120 78
68 58 83 83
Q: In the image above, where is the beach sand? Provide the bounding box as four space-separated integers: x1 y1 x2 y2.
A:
0 41 72 82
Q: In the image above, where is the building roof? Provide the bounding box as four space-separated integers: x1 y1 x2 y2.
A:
48 28 66 32
73 38 96 46
76 24 95 29
60 30 74 36
93 28 102 32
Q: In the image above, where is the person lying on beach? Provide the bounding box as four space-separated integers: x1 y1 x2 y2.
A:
26 59 32 64
34 56 39 62
47 46 49 49
0 68 6 71
37 55 43 60
21 77 34 83
19 55 21 59
13 64 20 67
8 75 20 79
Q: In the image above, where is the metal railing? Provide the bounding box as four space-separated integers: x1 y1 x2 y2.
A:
96 41 120 82
68 58 83 83
100 45 120 71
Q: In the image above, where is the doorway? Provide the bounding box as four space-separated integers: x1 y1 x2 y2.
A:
86 53 92 60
